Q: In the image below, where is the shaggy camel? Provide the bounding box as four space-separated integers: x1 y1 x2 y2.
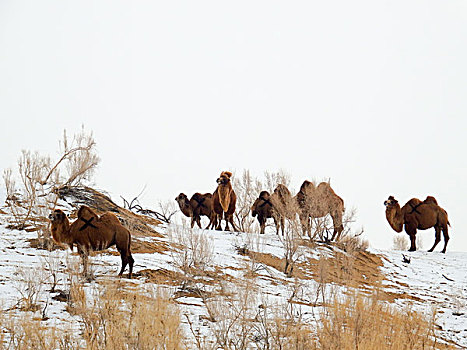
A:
49 206 134 278
270 184 295 235
213 171 237 231
251 191 273 234
384 195 450 253
295 181 344 241
175 192 216 229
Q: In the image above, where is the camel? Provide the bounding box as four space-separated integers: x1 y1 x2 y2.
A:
384 195 450 253
175 192 216 229
212 171 237 231
295 180 344 241
49 206 134 278
251 191 273 234
269 184 295 235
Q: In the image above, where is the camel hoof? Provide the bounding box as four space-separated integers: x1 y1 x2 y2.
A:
408 248 416 252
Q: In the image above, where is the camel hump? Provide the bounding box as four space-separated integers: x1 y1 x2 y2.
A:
299 180 315 194
77 205 99 221
424 196 438 205
99 212 121 226
317 182 335 195
275 184 291 197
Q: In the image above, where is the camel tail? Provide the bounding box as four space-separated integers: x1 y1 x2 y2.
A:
448 221 451 227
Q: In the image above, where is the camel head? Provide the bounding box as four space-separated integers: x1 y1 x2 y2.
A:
384 196 403 233
216 171 232 185
258 190 270 201
175 193 190 207
384 196 398 208
48 208 68 223
48 208 71 245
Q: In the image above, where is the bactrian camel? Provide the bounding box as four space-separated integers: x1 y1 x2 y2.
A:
384 195 450 253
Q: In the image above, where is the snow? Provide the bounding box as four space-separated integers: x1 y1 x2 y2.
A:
0 206 467 348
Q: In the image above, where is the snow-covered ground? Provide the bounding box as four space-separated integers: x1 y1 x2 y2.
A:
0 206 466 348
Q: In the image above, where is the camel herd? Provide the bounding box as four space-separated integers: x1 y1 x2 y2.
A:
47 170 452 278
176 171 345 240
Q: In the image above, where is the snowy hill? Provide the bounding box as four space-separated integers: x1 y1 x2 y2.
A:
0 190 466 348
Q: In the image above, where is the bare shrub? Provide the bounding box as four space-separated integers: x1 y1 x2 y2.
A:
3 126 99 237
168 224 214 287
14 266 47 312
203 280 258 350
279 216 304 277
393 234 409 251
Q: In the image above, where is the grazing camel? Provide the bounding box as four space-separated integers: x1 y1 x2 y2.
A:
295 181 344 241
49 206 134 278
251 191 273 234
270 184 295 235
213 171 237 231
175 193 216 229
384 195 450 253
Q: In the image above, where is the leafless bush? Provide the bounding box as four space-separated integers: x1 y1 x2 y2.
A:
14 266 47 312
393 234 409 251
3 127 99 236
279 216 304 277
203 280 258 350
169 224 214 288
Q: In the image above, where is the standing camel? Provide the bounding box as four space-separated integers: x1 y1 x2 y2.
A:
212 171 237 231
295 180 344 241
384 195 450 253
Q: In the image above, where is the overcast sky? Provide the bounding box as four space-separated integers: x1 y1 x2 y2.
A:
1 1 466 251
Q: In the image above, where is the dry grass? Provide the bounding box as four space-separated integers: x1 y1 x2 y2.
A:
316 293 453 349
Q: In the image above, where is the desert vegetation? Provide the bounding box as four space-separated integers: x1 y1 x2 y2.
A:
0 129 461 349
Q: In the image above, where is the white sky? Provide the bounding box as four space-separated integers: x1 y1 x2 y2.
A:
1 1 467 251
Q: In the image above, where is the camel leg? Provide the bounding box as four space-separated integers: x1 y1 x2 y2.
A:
273 216 280 235
259 216 265 234
428 227 441 253
228 215 237 232
404 224 417 251
441 225 449 254
118 254 128 277
206 214 215 230
330 214 344 242
280 216 285 236
128 254 134 278
190 217 196 229
215 214 223 231
195 215 202 229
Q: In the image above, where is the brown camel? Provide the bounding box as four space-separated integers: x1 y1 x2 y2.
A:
270 184 295 235
49 206 134 278
175 192 216 229
384 195 450 253
251 191 273 234
295 180 344 241
213 171 237 231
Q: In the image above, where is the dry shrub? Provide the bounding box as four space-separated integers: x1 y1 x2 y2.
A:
316 293 450 350
393 234 409 251
168 224 214 288
3 126 99 239
14 266 47 312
